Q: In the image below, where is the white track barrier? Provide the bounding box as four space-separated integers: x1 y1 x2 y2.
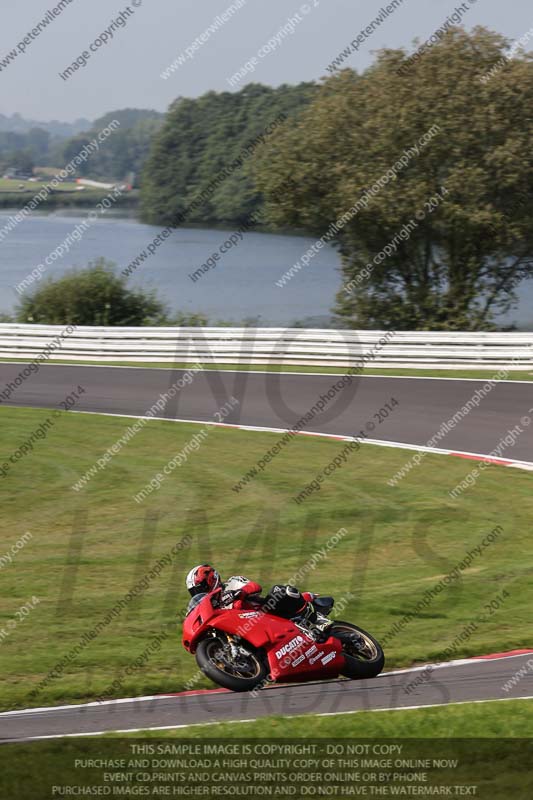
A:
0 325 532 368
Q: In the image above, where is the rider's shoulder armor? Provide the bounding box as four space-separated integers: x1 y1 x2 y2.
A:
224 575 250 593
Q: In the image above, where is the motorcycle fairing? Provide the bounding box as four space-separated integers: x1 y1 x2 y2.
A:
267 633 345 681
186 601 303 652
182 593 346 681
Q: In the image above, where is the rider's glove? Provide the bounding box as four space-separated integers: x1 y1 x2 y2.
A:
220 589 238 606
240 581 262 598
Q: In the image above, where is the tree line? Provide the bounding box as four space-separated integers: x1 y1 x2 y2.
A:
0 109 163 183
3 27 531 330
143 27 533 330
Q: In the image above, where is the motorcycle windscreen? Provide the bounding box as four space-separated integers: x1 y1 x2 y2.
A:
186 592 208 616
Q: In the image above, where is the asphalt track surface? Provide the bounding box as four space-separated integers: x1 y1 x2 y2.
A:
1 653 532 741
1 362 533 462
1 363 532 739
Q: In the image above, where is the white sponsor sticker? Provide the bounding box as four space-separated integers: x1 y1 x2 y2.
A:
321 652 336 666
309 651 325 665
275 635 306 660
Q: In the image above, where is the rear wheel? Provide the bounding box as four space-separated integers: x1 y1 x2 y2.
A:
195 633 267 692
330 621 385 679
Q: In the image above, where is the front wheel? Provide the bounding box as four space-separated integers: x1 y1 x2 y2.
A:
195 633 267 692
330 621 385 679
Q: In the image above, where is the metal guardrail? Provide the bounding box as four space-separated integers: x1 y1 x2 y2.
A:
0 324 531 368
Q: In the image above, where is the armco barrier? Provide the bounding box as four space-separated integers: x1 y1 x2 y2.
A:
0 325 531 368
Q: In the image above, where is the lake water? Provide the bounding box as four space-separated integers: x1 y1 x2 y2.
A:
0 211 531 328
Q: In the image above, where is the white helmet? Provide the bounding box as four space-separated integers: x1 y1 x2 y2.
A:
185 564 221 597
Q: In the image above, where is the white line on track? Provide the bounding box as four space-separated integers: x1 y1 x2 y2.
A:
62 409 533 472
7 696 533 743
0 361 532 384
3 651 531 719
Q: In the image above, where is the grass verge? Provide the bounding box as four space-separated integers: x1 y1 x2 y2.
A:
0 406 531 710
2 702 532 799
119 698 533 737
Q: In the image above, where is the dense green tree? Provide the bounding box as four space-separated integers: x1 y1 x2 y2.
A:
60 134 93 172
8 150 34 175
16 260 167 326
140 83 315 226
255 28 533 330
0 128 51 169
166 311 209 327
92 109 163 131
0 131 27 157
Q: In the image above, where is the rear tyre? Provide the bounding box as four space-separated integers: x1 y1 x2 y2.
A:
195 634 267 692
330 621 385 679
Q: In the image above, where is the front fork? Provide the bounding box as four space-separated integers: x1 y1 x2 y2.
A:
223 632 254 662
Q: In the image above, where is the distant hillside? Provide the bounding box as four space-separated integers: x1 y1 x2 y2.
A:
60 109 165 183
0 112 91 138
0 108 164 184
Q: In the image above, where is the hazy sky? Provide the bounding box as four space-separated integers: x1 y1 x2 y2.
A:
1 0 530 122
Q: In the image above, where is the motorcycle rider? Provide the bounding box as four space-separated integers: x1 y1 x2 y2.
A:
185 564 329 627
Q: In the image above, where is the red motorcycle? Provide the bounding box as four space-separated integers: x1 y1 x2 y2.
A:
182 588 384 692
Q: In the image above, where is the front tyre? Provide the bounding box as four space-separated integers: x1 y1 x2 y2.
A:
195 634 267 692
330 621 385 679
